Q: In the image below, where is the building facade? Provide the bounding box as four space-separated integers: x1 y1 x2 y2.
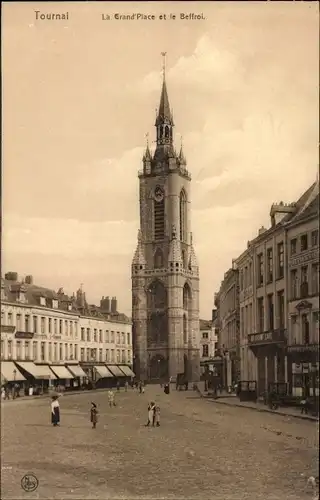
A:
1 273 133 386
131 65 200 383
286 184 319 397
232 180 319 397
216 265 240 387
199 319 218 376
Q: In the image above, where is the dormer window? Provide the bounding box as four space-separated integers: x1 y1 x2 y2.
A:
39 296 46 306
52 299 58 309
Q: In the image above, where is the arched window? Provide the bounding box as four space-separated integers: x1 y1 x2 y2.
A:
154 199 165 240
183 282 191 310
181 250 187 269
154 248 164 269
147 280 168 345
183 314 187 343
180 189 187 242
165 126 170 138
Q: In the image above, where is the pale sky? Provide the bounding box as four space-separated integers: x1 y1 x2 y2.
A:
2 1 319 318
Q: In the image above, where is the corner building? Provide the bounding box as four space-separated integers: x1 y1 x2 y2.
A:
131 69 200 383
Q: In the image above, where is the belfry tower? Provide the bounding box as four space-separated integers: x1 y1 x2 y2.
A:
131 54 200 383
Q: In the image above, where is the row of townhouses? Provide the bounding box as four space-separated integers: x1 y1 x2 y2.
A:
1 273 134 390
213 180 319 398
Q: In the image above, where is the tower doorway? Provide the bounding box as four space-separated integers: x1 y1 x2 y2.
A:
149 354 168 381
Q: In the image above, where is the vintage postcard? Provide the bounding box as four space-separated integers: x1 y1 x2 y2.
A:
1 1 319 499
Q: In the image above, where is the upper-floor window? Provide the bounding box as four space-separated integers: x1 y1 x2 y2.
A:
105 330 110 343
240 270 244 291
127 333 130 345
48 318 52 334
93 329 97 342
59 320 63 334
41 317 45 334
111 331 115 343
99 330 103 343
116 332 120 344
16 314 22 330
54 319 57 334
311 230 318 247
300 234 308 252
290 269 298 300
65 320 68 335
290 238 297 255
81 328 85 341
154 198 165 241
311 263 319 295
202 332 208 339
25 315 29 332
257 253 264 286
122 333 125 344
277 242 284 279
202 344 209 357
8 313 13 326
301 266 308 299
266 248 273 282
154 248 164 269
86 328 90 342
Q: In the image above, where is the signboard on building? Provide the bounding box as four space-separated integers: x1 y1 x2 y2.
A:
15 332 34 339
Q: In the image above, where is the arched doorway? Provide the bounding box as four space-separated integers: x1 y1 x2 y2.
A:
149 354 168 380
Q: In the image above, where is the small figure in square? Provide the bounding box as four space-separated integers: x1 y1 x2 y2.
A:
90 402 98 429
51 395 60 427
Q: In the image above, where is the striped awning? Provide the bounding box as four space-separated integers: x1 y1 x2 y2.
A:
107 365 126 377
94 365 114 378
67 365 87 378
118 365 135 377
50 365 74 379
16 362 57 380
1 362 26 382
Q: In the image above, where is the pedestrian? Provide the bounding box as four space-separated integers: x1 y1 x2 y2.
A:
145 401 155 426
125 381 128 392
108 390 115 408
116 381 120 392
154 404 160 427
142 382 145 394
4 386 10 400
90 402 98 429
51 395 60 427
1 386 5 400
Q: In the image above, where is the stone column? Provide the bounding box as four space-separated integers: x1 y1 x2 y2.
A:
44 342 49 363
274 355 278 384
284 355 288 384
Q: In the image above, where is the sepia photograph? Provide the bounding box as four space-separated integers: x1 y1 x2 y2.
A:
1 1 319 499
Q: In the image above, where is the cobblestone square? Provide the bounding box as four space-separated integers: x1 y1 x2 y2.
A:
1 387 318 499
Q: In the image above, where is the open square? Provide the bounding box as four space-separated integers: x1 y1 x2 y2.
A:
1 388 318 499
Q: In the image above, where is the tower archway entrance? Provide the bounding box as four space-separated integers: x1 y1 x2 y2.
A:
149 354 168 381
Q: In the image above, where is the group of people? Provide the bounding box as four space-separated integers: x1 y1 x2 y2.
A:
50 385 161 429
146 401 160 427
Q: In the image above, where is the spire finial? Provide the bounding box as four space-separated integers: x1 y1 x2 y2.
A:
161 51 167 80
145 132 149 147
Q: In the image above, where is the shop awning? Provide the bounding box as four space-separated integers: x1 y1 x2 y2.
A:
118 365 135 377
67 365 87 378
107 365 126 377
1 361 26 382
94 365 114 378
16 362 57 380
50 365 74 379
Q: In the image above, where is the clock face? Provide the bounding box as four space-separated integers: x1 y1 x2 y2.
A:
154 186 164 202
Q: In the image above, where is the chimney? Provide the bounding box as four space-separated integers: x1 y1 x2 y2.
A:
106 296 110 312
25 275 33 285
5 272 18 281
258 226 267 236
111 296 117 313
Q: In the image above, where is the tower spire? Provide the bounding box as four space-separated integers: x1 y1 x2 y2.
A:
155 52 174 151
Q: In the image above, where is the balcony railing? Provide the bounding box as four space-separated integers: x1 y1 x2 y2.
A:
248 329 287 346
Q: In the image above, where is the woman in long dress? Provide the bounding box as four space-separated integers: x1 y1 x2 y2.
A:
51 396 60 426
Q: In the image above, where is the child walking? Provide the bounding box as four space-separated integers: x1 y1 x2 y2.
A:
90 402 98 429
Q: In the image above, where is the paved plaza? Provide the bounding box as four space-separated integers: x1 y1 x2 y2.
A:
1 386 318 499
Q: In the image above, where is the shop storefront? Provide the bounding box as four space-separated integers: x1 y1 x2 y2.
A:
287 344 319 398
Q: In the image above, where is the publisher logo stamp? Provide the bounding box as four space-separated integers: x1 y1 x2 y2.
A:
21 474 39 492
